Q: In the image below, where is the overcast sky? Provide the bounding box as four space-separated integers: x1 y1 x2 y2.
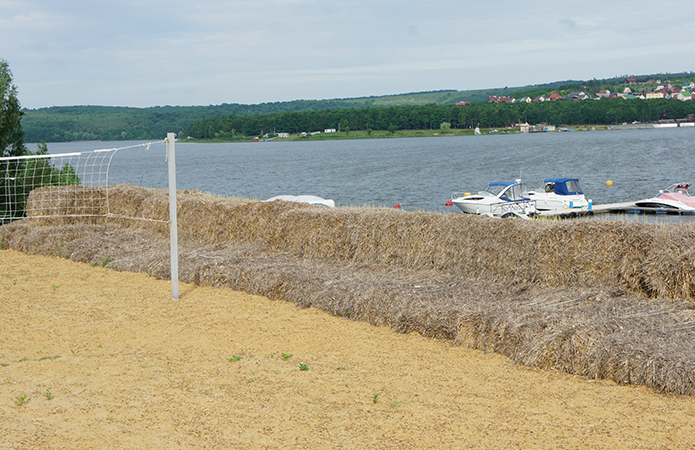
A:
2 0 694 109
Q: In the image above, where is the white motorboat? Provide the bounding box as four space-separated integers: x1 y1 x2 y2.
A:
450 180 536 218
634 183 695 211
528 178 589 210
263 195 335 207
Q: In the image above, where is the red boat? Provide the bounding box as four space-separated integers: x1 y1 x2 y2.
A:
635 184 695 211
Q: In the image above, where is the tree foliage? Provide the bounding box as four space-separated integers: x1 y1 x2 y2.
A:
20 101 368 143
0 58 26 157
183 98 695 138
1 141 81 222
1 61 80 221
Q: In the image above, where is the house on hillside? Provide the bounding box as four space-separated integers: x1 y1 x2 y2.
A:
645 89 666 99
656 83 672 91
675 90 694 101
683 82 694 90
488 96 516 103
548 93 562 101
624 78 637 84
594 89 611 99
567 91 588 100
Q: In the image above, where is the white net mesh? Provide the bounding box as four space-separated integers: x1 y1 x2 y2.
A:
0 141 164 225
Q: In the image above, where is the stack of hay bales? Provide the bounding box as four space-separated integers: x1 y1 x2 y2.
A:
8 184 695 395
27 184 695 301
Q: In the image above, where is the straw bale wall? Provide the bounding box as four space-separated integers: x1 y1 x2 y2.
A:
4 184 695 395
101 184 695 300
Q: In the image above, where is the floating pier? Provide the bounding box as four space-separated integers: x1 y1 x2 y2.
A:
537 201 695 219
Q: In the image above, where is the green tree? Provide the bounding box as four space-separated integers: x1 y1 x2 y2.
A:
440 122 451 133
0 59 26 157
2 141 80 222
1 58 27 222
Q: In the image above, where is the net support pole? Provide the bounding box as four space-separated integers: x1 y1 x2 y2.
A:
166 133 179 300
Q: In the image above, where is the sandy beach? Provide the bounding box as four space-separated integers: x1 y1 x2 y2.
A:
2 248 694 449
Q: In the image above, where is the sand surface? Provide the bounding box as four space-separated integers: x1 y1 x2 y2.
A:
1 249 694 449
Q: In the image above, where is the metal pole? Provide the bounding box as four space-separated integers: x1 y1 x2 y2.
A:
7 177 14 220
166 133 179 300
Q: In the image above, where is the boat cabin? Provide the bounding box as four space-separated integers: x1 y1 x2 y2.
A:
542 178 584 196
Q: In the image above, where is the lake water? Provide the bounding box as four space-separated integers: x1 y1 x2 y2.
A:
30 127 695 214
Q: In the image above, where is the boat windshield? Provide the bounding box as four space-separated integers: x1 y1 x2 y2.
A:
484 184 509 196
562 179 583 195
499 183 529 201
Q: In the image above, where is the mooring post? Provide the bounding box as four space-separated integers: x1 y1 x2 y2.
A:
166 132 179 300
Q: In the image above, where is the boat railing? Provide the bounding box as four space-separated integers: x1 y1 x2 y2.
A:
489 199 536 216
665 184 691 196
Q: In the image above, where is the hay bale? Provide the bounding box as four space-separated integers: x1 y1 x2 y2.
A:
26 185 107 218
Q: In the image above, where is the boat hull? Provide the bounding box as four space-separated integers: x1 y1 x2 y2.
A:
450 181 536 218
635 186 695 212
451 197 536 217
528 178 589 211
634 196 695 212
528 192 589 211
264 195 335 207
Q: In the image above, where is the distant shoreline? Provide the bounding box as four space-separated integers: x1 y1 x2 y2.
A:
182 124 614 144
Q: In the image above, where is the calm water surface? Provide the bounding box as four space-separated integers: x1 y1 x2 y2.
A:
32 127 695 214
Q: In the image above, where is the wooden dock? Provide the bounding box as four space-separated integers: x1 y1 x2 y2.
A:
537 201 695 219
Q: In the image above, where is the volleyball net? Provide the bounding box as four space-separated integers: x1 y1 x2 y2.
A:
0 134 180 300
0 140 165 225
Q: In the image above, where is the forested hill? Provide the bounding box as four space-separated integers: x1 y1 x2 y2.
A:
20 72 695 142
21 89 536 142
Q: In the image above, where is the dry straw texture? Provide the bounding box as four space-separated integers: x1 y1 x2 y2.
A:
4 184 695 395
